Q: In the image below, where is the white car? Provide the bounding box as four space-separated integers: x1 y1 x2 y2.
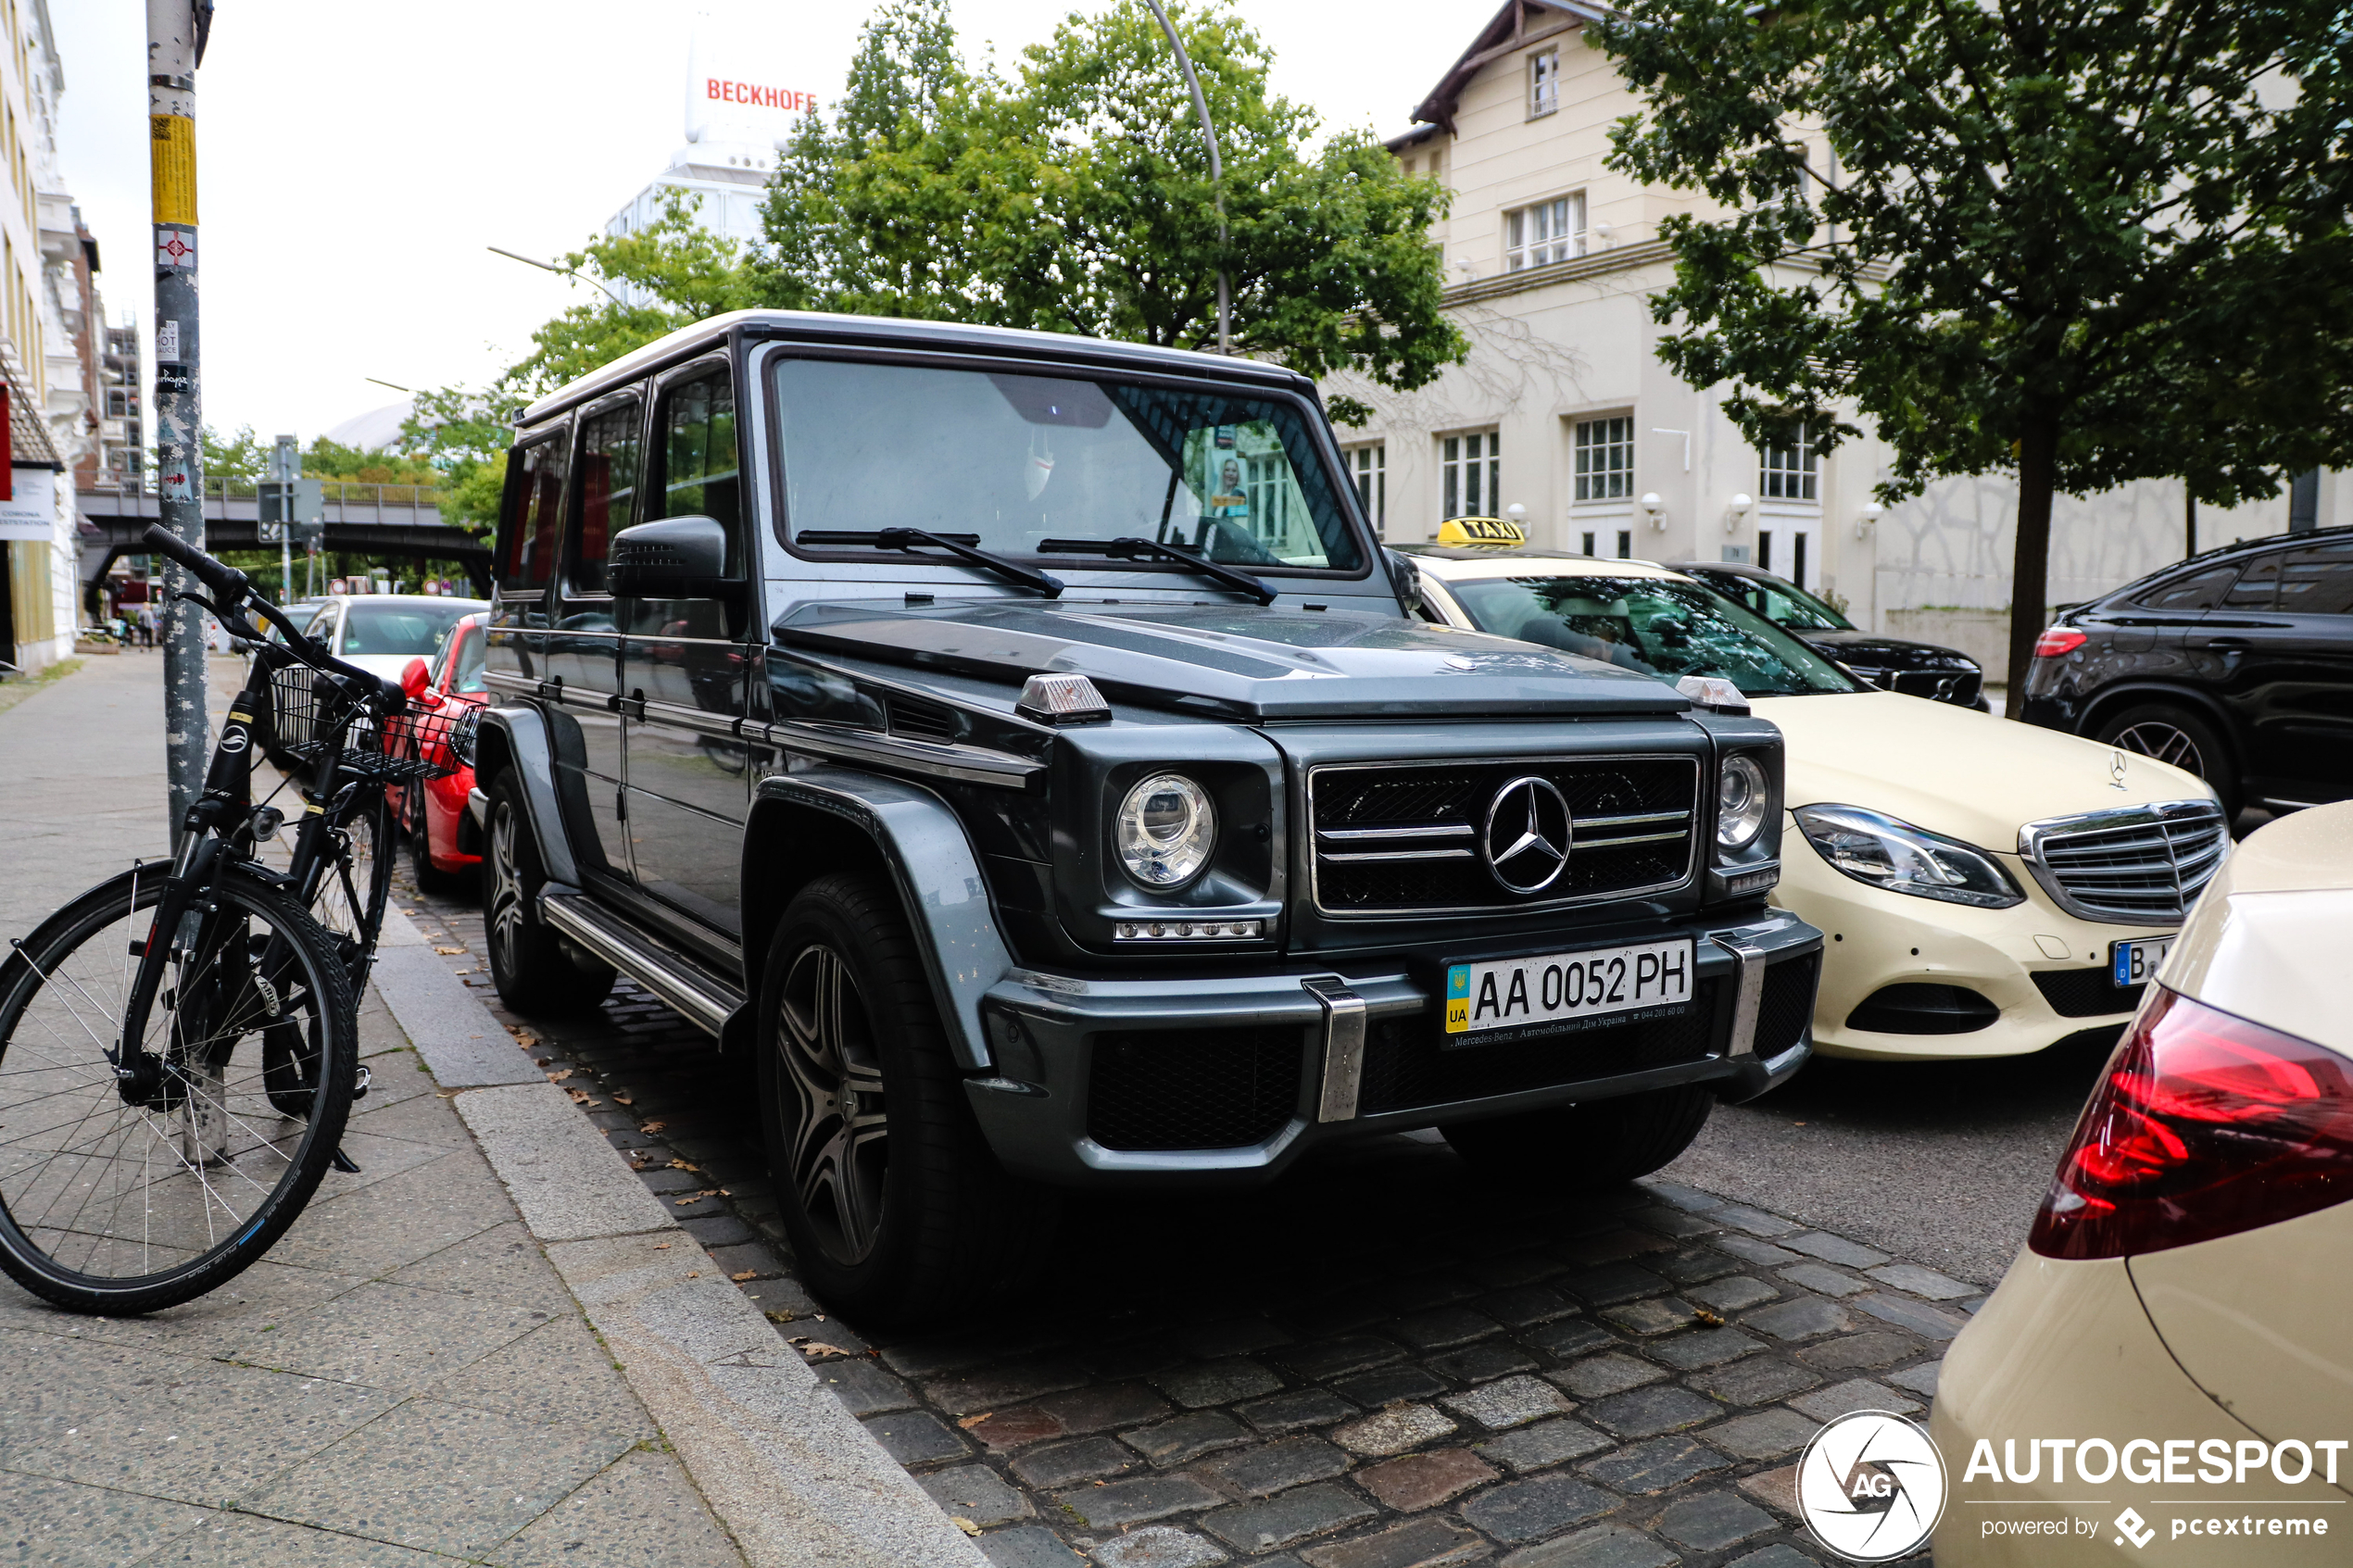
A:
290 594 489 682
1931 802 2353 1562
1406 547 2223 1060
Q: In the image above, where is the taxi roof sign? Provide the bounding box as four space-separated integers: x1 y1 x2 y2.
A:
1435 516 1527 548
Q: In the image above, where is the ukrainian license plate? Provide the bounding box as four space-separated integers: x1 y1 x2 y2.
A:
1445 939 1696 1047
2111 935 2172 987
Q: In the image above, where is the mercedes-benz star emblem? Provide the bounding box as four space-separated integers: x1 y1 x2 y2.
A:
1483 776 1572 894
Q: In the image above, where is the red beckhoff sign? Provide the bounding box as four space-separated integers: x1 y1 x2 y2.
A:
706 78 815 112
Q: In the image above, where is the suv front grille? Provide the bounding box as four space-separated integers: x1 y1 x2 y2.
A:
1309 756 1700 916
2020 801 2228 923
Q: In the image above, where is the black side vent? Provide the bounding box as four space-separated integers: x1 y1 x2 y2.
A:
888 695 961 745
1846 983 1998 1035
1755 953 1819 1057
1088 1027 1305 1150
2032 968 2143 1019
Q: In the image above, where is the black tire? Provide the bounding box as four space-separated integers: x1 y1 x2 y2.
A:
1442 1084 1716 1191
0 866 359 1314
308 789 393 993
2094 703 2238 812
402 785 464 897
759 872 1057 1325
482 770 614 1016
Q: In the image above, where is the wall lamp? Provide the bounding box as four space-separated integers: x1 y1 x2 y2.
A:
1725 492 1754 534
1640 492 1667 530
1856 501 1885 540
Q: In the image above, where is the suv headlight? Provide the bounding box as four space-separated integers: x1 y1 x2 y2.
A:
1116 772 1216 889
1794 804 2024 909
1718 755 1771 850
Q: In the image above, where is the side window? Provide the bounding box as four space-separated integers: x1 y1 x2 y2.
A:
569 399 642 596
497 437 567 593
653 369 740 555
2135 564 2239 612
2275 540 2353 615
2221 552 2284 611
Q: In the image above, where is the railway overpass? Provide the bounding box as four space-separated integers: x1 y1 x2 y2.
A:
75 473 491 604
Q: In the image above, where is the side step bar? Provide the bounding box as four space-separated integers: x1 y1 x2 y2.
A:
539 891 746 1039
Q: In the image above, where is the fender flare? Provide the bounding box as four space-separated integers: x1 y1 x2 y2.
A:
472 707 581 888
745 768 1009 1072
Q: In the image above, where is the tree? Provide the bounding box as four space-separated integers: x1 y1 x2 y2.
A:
1599 0 2353 699
761 0 1466 421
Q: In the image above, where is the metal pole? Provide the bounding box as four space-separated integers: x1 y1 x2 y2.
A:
1138 0 1229 355
148 0 208 846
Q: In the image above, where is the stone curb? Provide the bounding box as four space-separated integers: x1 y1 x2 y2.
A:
370 907 988 1568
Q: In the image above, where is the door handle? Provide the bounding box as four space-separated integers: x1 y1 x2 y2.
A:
2207 637 2250 651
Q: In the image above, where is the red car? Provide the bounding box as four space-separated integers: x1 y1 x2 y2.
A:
390 612 489 892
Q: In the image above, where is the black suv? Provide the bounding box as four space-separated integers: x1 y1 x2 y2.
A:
471 311 1822 1321
1671 561 1987 709
2020 528 2353 813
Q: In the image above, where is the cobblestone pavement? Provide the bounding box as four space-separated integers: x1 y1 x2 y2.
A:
396 870 1969 1568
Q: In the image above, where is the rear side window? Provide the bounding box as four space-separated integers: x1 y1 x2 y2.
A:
655 369 740 538
2276 539 2353 615
2135 564 2239 612
497 438 567 592
2221 552 2284 610
569 399 642 596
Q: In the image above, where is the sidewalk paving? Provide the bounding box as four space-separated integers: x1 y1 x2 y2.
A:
0 656 749 1566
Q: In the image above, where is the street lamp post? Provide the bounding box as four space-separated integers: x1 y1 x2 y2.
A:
1137 0 1229 356
487 245 628 307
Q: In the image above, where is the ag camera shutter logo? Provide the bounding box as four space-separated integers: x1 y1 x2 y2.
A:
1795 1411 1948 1562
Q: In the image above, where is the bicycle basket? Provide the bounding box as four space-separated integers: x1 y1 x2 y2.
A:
375 700 480 784
257 656 365 771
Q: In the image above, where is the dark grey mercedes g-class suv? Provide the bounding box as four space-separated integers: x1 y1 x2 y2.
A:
472 310 1821 1322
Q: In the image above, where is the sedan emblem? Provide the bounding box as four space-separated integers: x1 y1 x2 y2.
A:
1443 654 1477 671
1483 776 1573 894
2109 749 2129 789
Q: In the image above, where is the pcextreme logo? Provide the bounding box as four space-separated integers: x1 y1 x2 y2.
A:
1796 1411 1948 1562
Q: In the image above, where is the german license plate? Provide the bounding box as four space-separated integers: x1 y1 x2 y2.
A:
1445 939 1696 1045
2111 936 2171 987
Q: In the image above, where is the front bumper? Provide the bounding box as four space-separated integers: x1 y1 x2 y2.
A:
1777 858 2167 1061
963 906 1819 1186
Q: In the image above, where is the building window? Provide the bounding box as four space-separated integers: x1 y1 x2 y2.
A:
1506 194 1585 271
1760 424 1818 502
1441 431 1499 520
1580 531 1597 557
1617 529 1632 559
1573 416 1633 501
1350 445 1387 535
1529 50 1559 118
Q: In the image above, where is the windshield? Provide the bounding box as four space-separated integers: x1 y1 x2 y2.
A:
1445 574 1861 697
1698 570 1854 632
433 619 488 695
774 359 1364 573
340 600 476 659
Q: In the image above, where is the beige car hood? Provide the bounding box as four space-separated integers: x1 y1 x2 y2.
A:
1755 690 2213 857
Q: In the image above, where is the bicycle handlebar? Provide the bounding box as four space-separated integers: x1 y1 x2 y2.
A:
138 523 405 708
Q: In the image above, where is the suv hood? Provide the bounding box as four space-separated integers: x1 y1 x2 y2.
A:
1797 630 1977 672
774 598 1692 721
1758 690 2215 851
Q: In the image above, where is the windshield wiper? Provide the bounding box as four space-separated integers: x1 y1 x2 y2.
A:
1038 536 1277 606
800 528 1064 598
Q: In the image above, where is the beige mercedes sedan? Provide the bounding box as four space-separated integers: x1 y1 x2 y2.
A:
1932 802 2353 1562
1405 547 2224 1060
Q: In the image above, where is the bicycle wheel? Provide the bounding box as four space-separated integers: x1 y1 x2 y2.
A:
0 866 359 1313
310 788 392 989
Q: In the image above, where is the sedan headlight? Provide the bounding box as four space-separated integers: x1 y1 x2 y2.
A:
1718 755 1772 850
1115 773 1216 890
1794 804 2024 909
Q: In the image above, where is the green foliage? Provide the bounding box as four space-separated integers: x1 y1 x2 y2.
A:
200 426 269 479
1599 0 2353 688
300 438 439 486
760 0 1465 419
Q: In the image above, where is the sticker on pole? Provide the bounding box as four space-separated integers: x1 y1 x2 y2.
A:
156 226 196 270
1794 1410 1947 1562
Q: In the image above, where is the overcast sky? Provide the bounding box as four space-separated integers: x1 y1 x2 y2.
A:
52 1 1451 450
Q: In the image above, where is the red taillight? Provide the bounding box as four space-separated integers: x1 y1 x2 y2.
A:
2031 988 2353 1260
2032 627 2088 658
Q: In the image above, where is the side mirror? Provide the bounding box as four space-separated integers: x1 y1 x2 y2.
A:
400 657 431 699
1385 548 1424 617
608 516 742 601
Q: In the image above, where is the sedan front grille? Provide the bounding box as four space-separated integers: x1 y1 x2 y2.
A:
1308 755 1700 916
2019 800 2229 923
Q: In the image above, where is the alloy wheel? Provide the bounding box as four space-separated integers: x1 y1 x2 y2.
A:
488 803 527 966
2111 721 2204 775
775 944 888 1265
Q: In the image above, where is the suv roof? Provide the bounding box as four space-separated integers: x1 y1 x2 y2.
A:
520 309 1317 426
2105 522 2353 603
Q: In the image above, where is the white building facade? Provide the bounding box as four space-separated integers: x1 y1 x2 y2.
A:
1326 1 2348 667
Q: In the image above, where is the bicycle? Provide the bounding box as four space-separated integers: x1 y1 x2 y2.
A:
0 525 470 1314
